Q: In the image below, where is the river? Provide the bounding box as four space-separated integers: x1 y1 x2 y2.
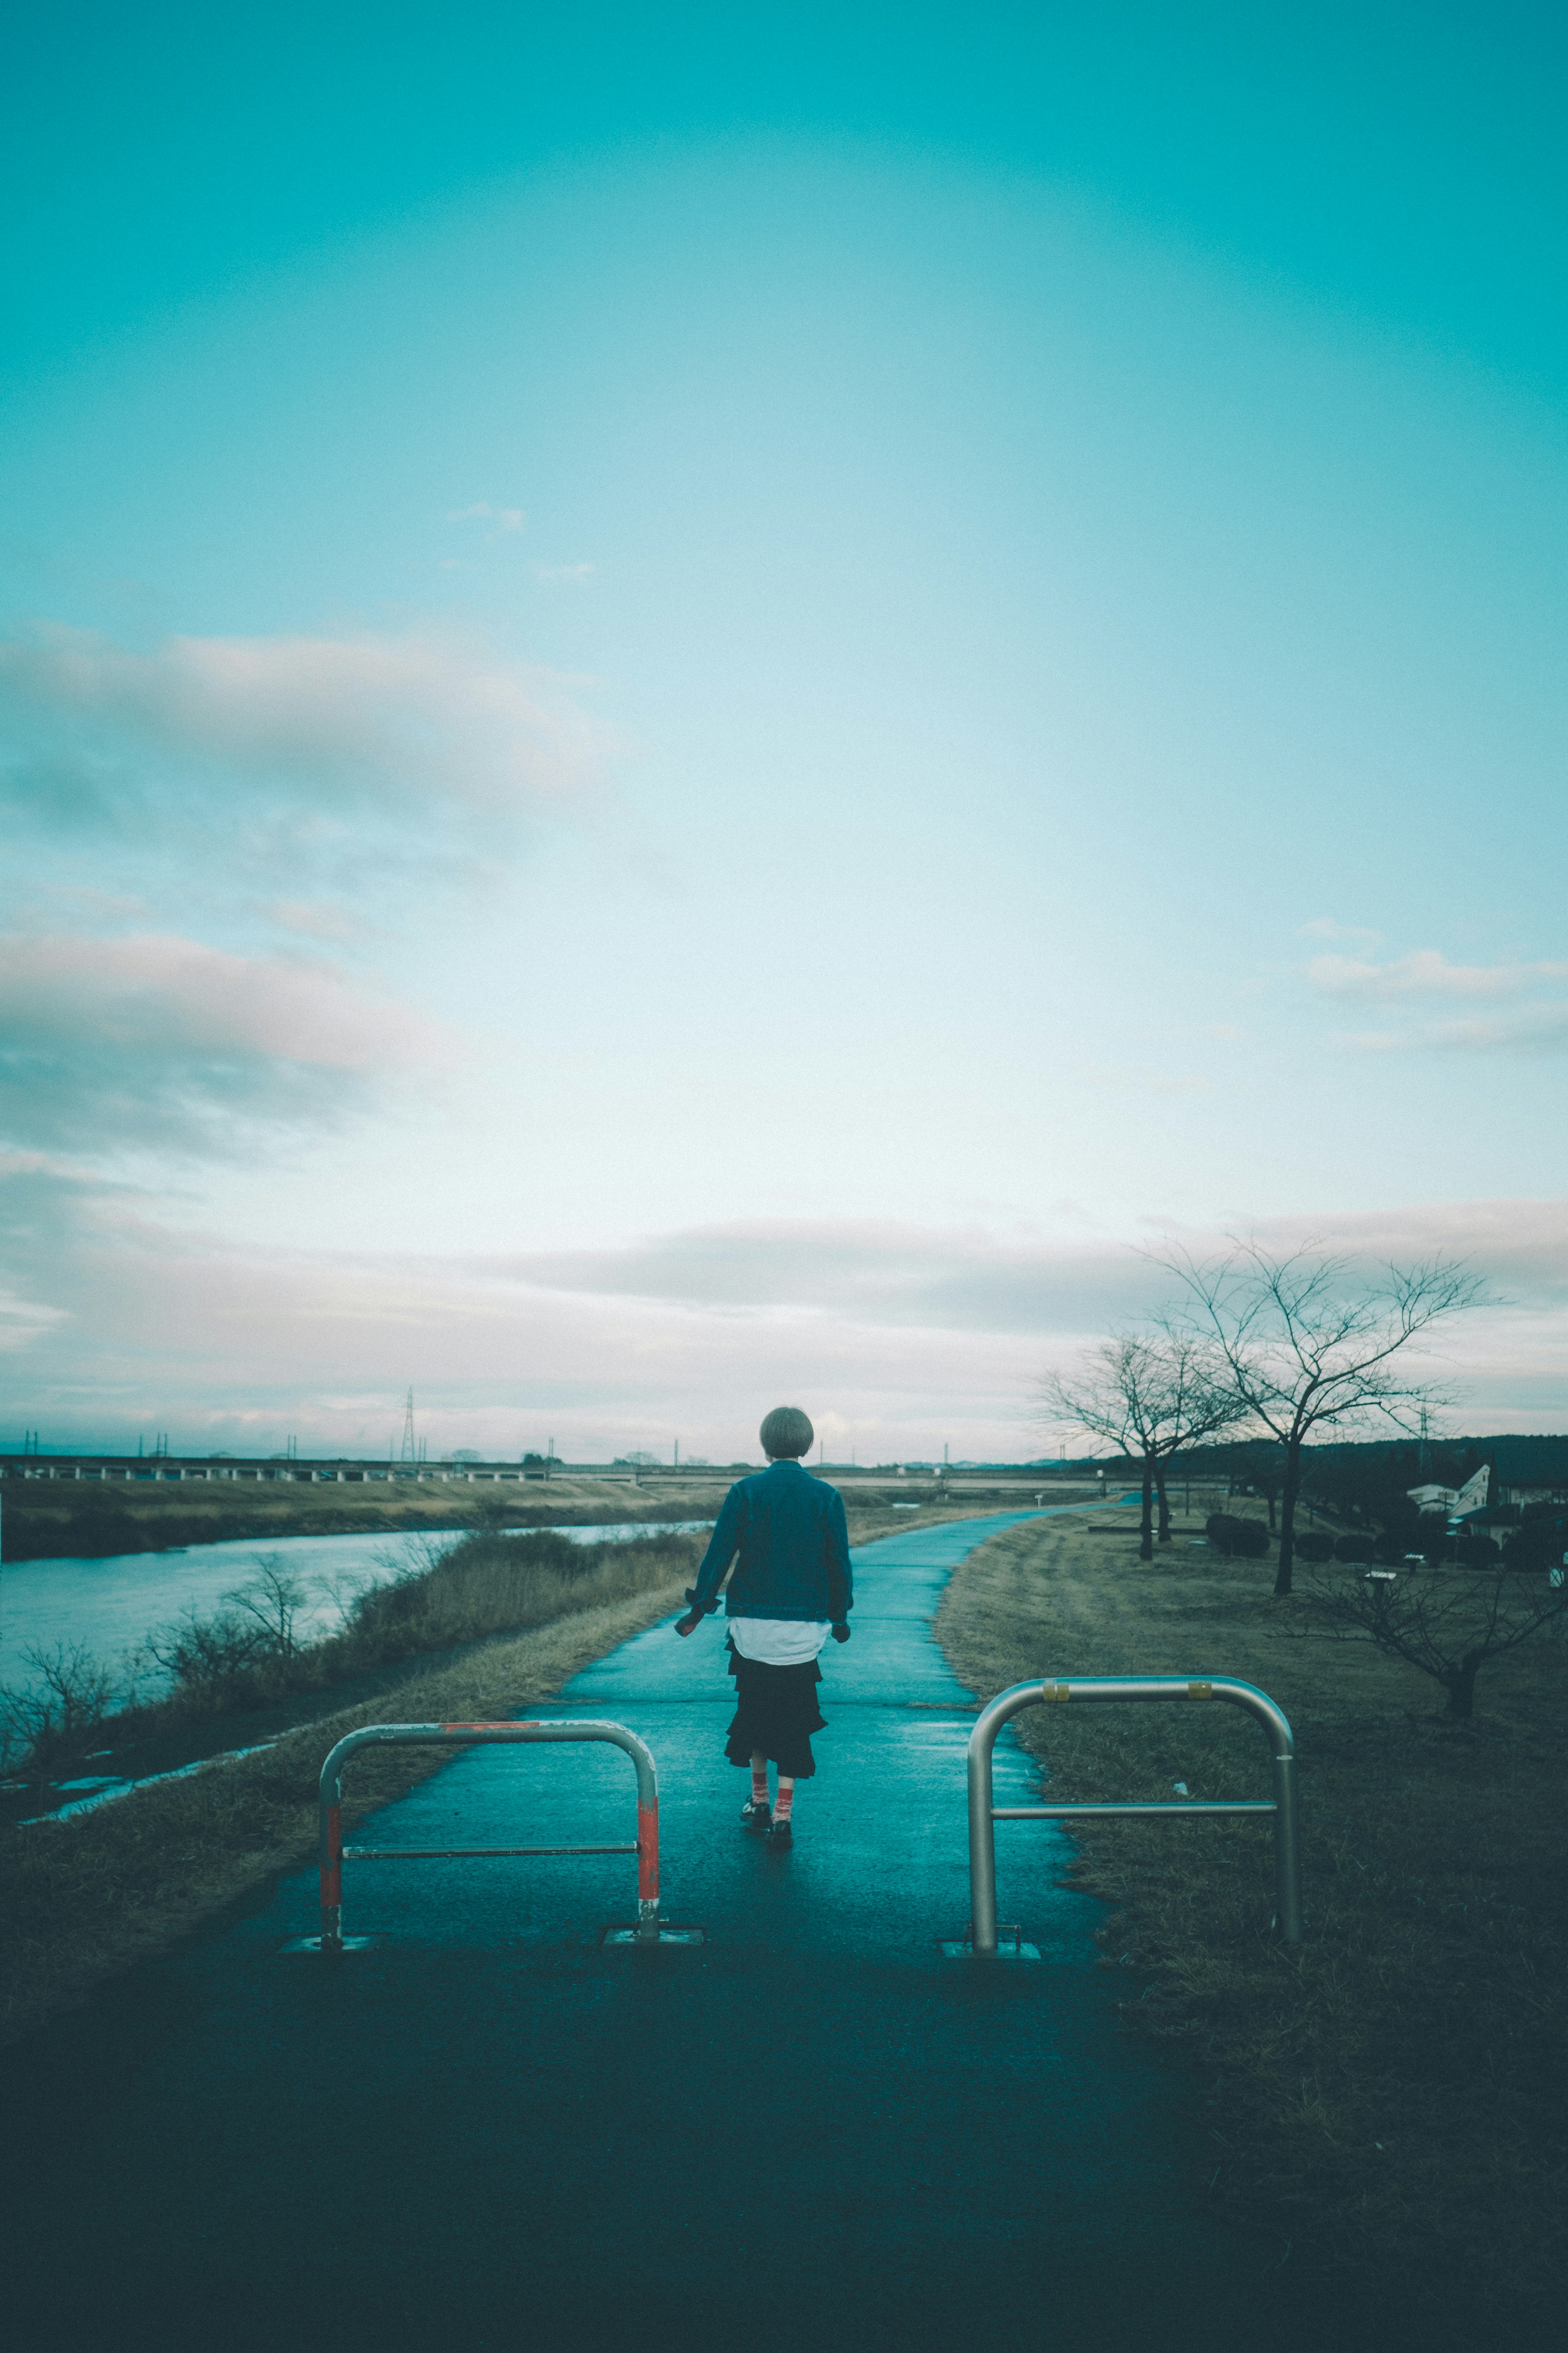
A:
0 1520 715 1702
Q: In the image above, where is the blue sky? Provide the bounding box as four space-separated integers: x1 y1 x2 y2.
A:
2 3 1564 1460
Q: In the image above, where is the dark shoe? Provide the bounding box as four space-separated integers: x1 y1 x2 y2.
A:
740 1799 771 1831
766 1818 793 1849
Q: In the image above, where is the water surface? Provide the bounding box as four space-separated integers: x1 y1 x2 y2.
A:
0 1520 714 1698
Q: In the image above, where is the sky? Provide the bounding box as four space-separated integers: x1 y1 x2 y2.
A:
2 2 1564 1463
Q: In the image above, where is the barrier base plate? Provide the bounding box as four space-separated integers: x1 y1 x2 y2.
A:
602 1926 705 1946
940 1940 1042 1961
280 1935 378 1953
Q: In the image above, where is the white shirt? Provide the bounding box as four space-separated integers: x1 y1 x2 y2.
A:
727 1616 831 1665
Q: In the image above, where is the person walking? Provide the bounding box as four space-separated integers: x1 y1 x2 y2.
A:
675 1405 853 1848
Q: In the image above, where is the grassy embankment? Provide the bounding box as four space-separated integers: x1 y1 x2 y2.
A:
0 1527 702 2040
0 1470 734 1561
935 1503 1566 2353
1 1489 1048 2040
0 1467 1060 1560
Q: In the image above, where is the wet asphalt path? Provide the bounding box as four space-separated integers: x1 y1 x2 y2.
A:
4 1510 1332 2352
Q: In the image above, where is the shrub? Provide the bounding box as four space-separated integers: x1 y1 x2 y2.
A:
1502 1517 1568 1574
1204 1513 1272 1559
1333 1532 1373 1563
1292 1531 1333 1563
0 1644 120 1791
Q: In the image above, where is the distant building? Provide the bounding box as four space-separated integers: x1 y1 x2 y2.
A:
1407 1466 1490 1517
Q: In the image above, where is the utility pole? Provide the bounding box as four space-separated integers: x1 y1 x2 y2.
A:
400 1388 417 1466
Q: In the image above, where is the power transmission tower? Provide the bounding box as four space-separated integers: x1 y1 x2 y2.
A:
400 1388 417 1465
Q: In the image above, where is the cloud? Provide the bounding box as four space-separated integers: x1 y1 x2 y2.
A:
267 900 359 942
0 622 605 848
1299 917 1383 945
0 1286 71 1352
1310 949 1568 1001
533 562 596 583
1346 1006 1568 1057
0 930 454 1155
445 502 525 530
2 1197 1564 1455
471 1219 1212 1334
490 1201 1568 1328
1308 945 1568 1055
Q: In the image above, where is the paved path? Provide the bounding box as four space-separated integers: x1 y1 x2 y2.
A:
4 1511 1332 2351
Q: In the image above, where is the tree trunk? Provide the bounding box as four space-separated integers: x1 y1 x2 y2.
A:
1444 1654 1481 1720
1140 1455 1154 1562
1274 1443 1302 1597
1154 1460 1172 1543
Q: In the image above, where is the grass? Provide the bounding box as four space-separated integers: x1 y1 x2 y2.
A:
0 1468 733 1561
1 1465 1068 1559
934 1501 1568 2353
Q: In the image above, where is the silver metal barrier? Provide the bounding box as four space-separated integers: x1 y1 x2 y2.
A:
314 1718 662 1949
966 1676 1302 1954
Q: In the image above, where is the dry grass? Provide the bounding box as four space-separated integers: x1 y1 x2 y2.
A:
935 1504 1568 2351
0 1575 693 2044
1 1469 741 1561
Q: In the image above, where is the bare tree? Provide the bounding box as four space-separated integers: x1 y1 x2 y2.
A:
1160 1244 1481 1597
1042 1329 1246 1562
0 1643 118 1792
225 1560 308 1659
1307 1563 1566 1720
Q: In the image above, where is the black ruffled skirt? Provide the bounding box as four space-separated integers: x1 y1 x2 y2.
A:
723 1640 828 1778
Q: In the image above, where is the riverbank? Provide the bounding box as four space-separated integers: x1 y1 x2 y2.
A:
0 1470 732 1561
1 1499 1035 2040
934 1505 1567 2353
0 1563 694 2042
0 1469 1075 1560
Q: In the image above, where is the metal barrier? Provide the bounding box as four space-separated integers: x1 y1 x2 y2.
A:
314 1719 662 1949
966 1677 1302 1955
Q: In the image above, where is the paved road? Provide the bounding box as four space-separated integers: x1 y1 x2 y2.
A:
4 1511 1334 2351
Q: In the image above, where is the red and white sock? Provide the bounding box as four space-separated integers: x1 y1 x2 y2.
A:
773 1778 795 1824
751 1756 769 1806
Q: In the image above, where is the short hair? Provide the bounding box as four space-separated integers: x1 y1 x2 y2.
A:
760 1405 814 1459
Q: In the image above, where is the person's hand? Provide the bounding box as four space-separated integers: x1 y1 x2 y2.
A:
830 1622 851 1644
675 1612 701 1638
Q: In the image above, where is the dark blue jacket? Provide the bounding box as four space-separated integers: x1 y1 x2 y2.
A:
687 1460 853 1625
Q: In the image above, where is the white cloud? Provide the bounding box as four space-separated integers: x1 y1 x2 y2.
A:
1309 948 1568 1001
0 931 460 1157
268 900 359 943
1299 916 1383 945
0 622 605 834
533 561 596 583
0 1286 70 1352
0 933 450 1070
446 502 525 530
2 1197 1564 1451
1347 1006 1568 1056
1309 946 1568 1055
